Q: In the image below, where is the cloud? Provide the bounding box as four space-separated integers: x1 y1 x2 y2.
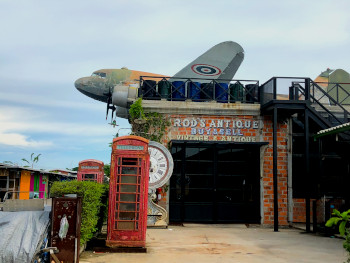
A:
0 105 129 151
0 91 103 111
0 106 122 137
0 132 53 148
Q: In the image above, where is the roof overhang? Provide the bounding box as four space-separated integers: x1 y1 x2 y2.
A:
313 122 350 140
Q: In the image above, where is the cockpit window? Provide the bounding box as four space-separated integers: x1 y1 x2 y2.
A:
91 72 107 78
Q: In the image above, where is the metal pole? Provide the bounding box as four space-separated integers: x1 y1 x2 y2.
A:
181 143 186 222
305 79 310 101
305 110 311 232
337 84 339 104
289 85 294 100
313 200 317 233
273 107 279 231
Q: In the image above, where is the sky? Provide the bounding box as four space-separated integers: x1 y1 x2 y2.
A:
0 0 349 170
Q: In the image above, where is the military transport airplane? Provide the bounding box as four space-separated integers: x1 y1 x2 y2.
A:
75 41 245 119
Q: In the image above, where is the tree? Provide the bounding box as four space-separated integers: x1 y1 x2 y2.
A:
104 164 110 178
22 153 41 168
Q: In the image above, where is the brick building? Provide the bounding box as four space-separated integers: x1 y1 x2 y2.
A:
139 77 350 230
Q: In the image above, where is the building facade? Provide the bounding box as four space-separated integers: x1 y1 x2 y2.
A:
141 100 290 225
138 77 350 229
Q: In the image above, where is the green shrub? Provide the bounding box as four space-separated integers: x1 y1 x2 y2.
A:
50 180 109 245
326 209 350 263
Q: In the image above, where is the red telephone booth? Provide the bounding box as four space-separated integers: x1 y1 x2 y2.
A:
77 159 104 184
106 135 150 248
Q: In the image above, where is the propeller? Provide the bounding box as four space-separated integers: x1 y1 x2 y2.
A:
104 87 116 121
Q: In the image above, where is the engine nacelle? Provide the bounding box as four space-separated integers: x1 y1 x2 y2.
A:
111 84 138 119
112 84 138 108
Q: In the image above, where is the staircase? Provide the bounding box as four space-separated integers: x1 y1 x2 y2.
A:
294 80 349 125
260 77 350 138
292 79 350 140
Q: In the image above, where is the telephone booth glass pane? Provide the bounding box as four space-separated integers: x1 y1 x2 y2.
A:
120 194 136 202
117 222 134 230
121 176 137 184
121 185 137 192
84 174 96 181
122 167 138 174
119 203 136 210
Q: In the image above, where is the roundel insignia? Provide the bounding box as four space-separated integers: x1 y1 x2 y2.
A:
191 64 222 76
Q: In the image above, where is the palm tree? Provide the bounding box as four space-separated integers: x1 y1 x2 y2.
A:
22 153 41 168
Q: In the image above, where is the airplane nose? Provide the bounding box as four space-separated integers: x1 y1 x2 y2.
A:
74 77 90 92
74 76 109 103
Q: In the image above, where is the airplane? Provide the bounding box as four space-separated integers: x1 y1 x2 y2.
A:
75 41 245 120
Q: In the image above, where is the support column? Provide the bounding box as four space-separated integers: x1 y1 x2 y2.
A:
273 107 279 231
305 110 311 232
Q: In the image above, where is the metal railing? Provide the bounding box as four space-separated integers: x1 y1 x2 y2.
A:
260 77 309 104
138 76 260 104
315 82 350 105
294 80 349 126
260 77 350 127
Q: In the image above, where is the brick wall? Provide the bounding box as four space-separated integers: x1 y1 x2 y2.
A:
260 116 289 226
293 198 314 223
292 198 344 224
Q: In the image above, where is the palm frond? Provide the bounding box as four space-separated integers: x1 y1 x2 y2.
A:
21 158 29 164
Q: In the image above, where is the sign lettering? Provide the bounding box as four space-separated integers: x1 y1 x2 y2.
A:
81 166 99 169
117 145 144 151
172 117 260 142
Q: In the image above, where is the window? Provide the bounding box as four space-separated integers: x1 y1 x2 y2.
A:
83 173 96 181
91 72 107 78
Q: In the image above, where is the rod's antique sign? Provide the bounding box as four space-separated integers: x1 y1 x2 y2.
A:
173 117 260 142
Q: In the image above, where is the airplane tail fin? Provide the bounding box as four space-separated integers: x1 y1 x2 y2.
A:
170 41 244 82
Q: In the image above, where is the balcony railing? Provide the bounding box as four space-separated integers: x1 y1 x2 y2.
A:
138 76 260 104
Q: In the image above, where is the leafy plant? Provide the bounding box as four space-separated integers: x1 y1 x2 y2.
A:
326 209 350 262
50 181 109 245
22 153 41 168
129 98 171 143
129 98 146 120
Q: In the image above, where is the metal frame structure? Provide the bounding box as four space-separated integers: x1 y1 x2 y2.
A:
260 77 350 232
139 76 260 104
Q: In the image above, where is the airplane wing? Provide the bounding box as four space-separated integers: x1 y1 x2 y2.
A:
170 41 244 82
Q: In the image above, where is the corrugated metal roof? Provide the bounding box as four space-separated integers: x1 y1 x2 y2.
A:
314 122 350 139
0 163 77 178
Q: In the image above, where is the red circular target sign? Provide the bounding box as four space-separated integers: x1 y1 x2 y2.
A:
191 64 222 76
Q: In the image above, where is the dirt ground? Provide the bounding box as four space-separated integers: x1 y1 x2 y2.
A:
80 224 347 263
